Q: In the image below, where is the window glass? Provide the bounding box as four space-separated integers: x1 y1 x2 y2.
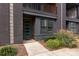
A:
23 3 41 10
67 7 77 18
67 22 78 33
40 18 53 34
40 19 47 33
48 20 53 31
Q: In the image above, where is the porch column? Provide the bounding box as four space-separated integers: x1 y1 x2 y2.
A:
34 17 41 39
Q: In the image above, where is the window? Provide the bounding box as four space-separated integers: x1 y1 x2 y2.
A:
23 3 41 10
67 22 78 33
66 3 78 18
48 20 53 31
40 19 47 33
40 19 53 34
67 7 77 18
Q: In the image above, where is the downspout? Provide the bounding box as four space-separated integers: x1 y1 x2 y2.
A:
61 3 63 30
61 3 64 42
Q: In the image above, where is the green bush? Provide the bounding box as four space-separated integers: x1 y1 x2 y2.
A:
46 39 62 49
45 30 77 48
55 30 77 48
0 46 17 56
44 36 56 42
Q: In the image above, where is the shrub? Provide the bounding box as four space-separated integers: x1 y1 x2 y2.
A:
46 39 62 49
0 46 17 56
44 36 56 42
45 29 77 49
55 30 77 48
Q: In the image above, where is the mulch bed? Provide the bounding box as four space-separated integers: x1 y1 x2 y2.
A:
12 44 28 56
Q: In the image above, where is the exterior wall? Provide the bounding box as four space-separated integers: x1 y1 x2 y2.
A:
13 3 23 43
12 3 57 43
23 3 57 40
42 4 56 15
34 17 41 39
2 3 79 44
50 4 57 15
55 3 61 32
23 4 56 19
63 4 79 34
61 3 66 29
56 3 67 32
0 3 10 44
77 5 79 33
77 5 79 19
0 3 23 44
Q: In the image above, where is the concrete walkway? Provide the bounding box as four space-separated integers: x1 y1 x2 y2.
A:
24 41 79 56
35 48 79 56
24 41 50 56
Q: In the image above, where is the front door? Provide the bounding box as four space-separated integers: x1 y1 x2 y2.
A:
23 15 34 40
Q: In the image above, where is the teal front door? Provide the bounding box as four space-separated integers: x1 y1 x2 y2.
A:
23 15 34 40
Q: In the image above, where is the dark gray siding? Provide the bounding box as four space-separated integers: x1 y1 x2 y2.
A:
65 3 79 34
56 3 66 32
0 3 10 44
13 3 23 43
56 3 61 32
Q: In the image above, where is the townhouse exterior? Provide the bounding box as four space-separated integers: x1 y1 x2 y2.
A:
0 3 79 44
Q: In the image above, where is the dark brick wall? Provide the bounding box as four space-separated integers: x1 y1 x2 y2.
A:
0 3 10 44
13 3 23 43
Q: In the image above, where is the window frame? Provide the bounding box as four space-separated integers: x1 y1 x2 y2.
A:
66 5 78 18
67 21 78 33
40 18 53 34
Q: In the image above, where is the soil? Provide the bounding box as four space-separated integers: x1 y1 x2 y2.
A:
12 44 28 56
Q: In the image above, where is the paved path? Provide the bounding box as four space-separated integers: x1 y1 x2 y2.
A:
24 42 50 56
35 48 79 56
24 41 79 56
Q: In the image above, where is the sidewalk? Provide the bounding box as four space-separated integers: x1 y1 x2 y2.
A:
24 41 51 56
24 41 79 56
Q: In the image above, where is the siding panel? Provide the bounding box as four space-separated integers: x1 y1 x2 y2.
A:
13 3 23 43
0 3 10 44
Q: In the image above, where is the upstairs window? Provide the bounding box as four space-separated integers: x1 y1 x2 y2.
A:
23 3 42 10
67 7 77 18
66 4 78 18
23 3 57 15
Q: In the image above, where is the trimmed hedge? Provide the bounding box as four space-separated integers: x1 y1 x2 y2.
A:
0 46 17 56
